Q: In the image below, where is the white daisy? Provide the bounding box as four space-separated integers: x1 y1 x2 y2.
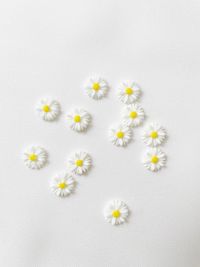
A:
109 124 132 147
118 80 141 104
142 122 167 147
67 108 91 132
84 75 109 100
23 146 48 169
36 98 61 121
50 172 76 197
143 148 167 172
121 103 145 127
104 200 129 226
68 151 92 175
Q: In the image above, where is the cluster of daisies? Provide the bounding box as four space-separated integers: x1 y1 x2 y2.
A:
109 81 144 147
22 75 168 226
142 123 167 172
23 146 92 197
35 98 92 132
51 151 92 197
23 98 93 197
103 78 168 172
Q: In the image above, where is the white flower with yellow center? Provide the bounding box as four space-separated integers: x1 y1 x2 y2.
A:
104 200 129 226
50 172 76 197
67 108 91 132
143 148 167 172
121 103 145 127
23 146 48 169
68 151 92 175
36 98 61 121
118 81 141 104
109 124 132 147
84 76 109 100
142 122 167 147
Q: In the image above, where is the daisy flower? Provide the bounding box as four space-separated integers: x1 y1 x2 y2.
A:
142 122 167 147
67 108 91 132
104 200 129 226
50 172 76 197
109 124 132 147
121 103 145 127
84 75 109 100
68 151 92 175
23 146 48 169
117 80 141 104
143 148 167 172
36 98 61 121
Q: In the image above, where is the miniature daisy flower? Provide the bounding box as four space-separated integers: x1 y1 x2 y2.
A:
84 76 109 100
121 103 145 127
142 122 167 147
23 146 48 169
109 124 132 147
104 200 129 226
68 151 92 175
67 108 91 132
50 172 76 197
36 98 61 121
118 81 141 104
143 148 167 172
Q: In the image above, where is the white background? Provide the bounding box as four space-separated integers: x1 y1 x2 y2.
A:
0 0 200 266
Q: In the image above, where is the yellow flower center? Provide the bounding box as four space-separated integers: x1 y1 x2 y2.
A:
112 210 121 218
76 159 83 167
116 131 124 138
58 182 67 189
74 115 81 123
151 155 159 164
42 105 51 112
150 131 158 139
28 154 38 161
125 87 133 95
130 111 138 119
92 82 100 91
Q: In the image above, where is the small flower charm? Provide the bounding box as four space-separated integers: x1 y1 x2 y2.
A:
67 108 91 132
36 98 61 121
50 172 76 197
121 103 145 127
104 200 129 226
84 76 109 100
142 122 167 147
68 151 92 175
23 146 48 169
143 148 167 172
109 124 132 147
118 81 141 104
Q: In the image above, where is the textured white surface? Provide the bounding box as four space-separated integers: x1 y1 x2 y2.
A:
0 0 200 266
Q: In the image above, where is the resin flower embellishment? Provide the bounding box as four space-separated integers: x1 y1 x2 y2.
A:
142 122 167 147
121 103 145 127
118 81 141 104
50 172 76 197
23 146 48 169
68 151 92 175
67 108 91 132
104 200 129 226
36 98 61 121
143 148 167 172
84 76 109 100
109 124 132 147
